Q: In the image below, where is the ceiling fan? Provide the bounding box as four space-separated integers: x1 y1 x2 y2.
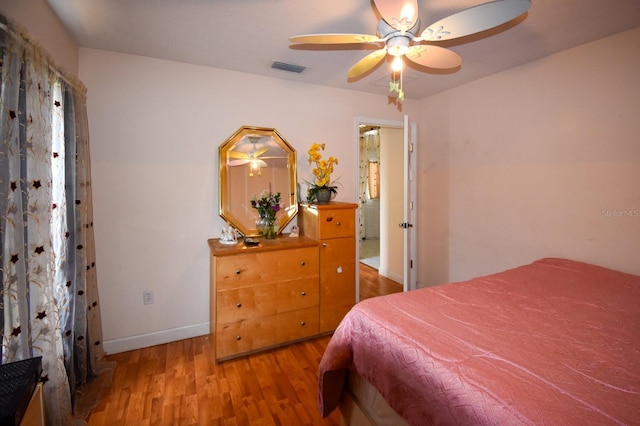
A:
289 0 531 101
228 137 269 176
228 136 291 176
228 137 269 166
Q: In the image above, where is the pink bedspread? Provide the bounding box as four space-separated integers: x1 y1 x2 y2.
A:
319 258 640 425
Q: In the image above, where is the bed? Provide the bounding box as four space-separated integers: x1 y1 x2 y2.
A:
318 258 640 425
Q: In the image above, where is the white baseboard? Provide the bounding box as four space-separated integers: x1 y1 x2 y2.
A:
378 267 403 284
103 322 210 355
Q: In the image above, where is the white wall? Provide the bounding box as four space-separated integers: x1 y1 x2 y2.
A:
0 0 78 74
417 27 640 285
79 48 415 352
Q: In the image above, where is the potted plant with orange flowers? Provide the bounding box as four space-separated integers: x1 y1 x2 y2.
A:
307 142 338 204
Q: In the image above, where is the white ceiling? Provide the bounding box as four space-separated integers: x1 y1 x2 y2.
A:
46 0 640 100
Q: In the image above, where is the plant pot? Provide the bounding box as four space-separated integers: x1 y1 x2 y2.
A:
316 188 333 204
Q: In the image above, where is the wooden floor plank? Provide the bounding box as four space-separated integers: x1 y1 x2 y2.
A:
359 262 403 300
88 264 398 425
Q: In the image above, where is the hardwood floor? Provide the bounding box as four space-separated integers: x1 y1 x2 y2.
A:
359 262 403 300
87 263 401 425
87 334 339 426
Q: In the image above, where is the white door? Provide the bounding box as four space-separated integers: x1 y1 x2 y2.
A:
355 116 416 298
402 115 417 292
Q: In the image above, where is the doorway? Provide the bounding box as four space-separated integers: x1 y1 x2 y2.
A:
359 125 381 270
356 118 408 298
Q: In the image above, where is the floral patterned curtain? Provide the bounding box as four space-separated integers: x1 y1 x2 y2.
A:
359 135 368 240
358 128 380 240
368 161 380 199
0 16 111 424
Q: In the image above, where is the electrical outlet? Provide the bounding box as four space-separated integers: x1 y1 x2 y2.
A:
143 289 154 305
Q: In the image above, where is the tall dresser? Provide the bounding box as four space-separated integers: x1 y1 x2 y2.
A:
298 202 358 333
208 237 319 361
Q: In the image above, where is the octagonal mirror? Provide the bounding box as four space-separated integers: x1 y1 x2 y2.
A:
219 126 297 237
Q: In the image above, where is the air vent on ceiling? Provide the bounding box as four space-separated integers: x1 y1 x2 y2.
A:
271 61 306 74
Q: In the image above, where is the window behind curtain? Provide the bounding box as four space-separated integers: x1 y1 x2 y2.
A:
368 161 380 199
51 81 66 276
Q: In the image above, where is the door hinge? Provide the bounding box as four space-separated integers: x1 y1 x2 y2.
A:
409 143 414 153
409 201 413 210
410 259 413 269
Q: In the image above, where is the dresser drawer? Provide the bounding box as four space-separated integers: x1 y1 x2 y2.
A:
319 236 355 266
320 262 355 302
217 277 319 324
215 246 318 290
317 209 355 239
216 307 320 360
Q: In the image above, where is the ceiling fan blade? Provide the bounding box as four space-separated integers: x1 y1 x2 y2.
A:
419 0 531 42
405 45 462 69
254 146 270 157
289 34 382 44
228 159 268 167
373 0 419 31
348 48 388 79
228 151 249 159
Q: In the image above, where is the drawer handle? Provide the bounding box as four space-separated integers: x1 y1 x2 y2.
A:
322 242 328 247
236 303 242 308
300 321 306 326
236 335 241 341
336 221 341 226
235 269 241 275
301 291 306 296
300 261 305 266
326 217 333 222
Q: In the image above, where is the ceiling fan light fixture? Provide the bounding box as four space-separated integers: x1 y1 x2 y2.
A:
249 159 262 177
391 56 403 72
387 36 410 57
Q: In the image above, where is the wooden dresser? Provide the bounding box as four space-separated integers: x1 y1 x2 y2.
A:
299 202 358 333
21 383 45 426
208 237 320 361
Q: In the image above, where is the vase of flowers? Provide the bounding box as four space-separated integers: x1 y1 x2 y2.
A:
262 222 279 239
307 142 338 204
251 190 281 239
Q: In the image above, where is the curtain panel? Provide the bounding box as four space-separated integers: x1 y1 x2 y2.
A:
0 16 111 424
358 130 381 240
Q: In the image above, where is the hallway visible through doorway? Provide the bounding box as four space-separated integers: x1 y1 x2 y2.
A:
359 238 380 270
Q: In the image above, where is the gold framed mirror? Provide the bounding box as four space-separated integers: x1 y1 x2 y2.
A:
219 126 297 236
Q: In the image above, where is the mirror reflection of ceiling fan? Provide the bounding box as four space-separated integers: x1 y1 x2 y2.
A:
228 137 268 176
289 0 531 101
228 136 289 177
